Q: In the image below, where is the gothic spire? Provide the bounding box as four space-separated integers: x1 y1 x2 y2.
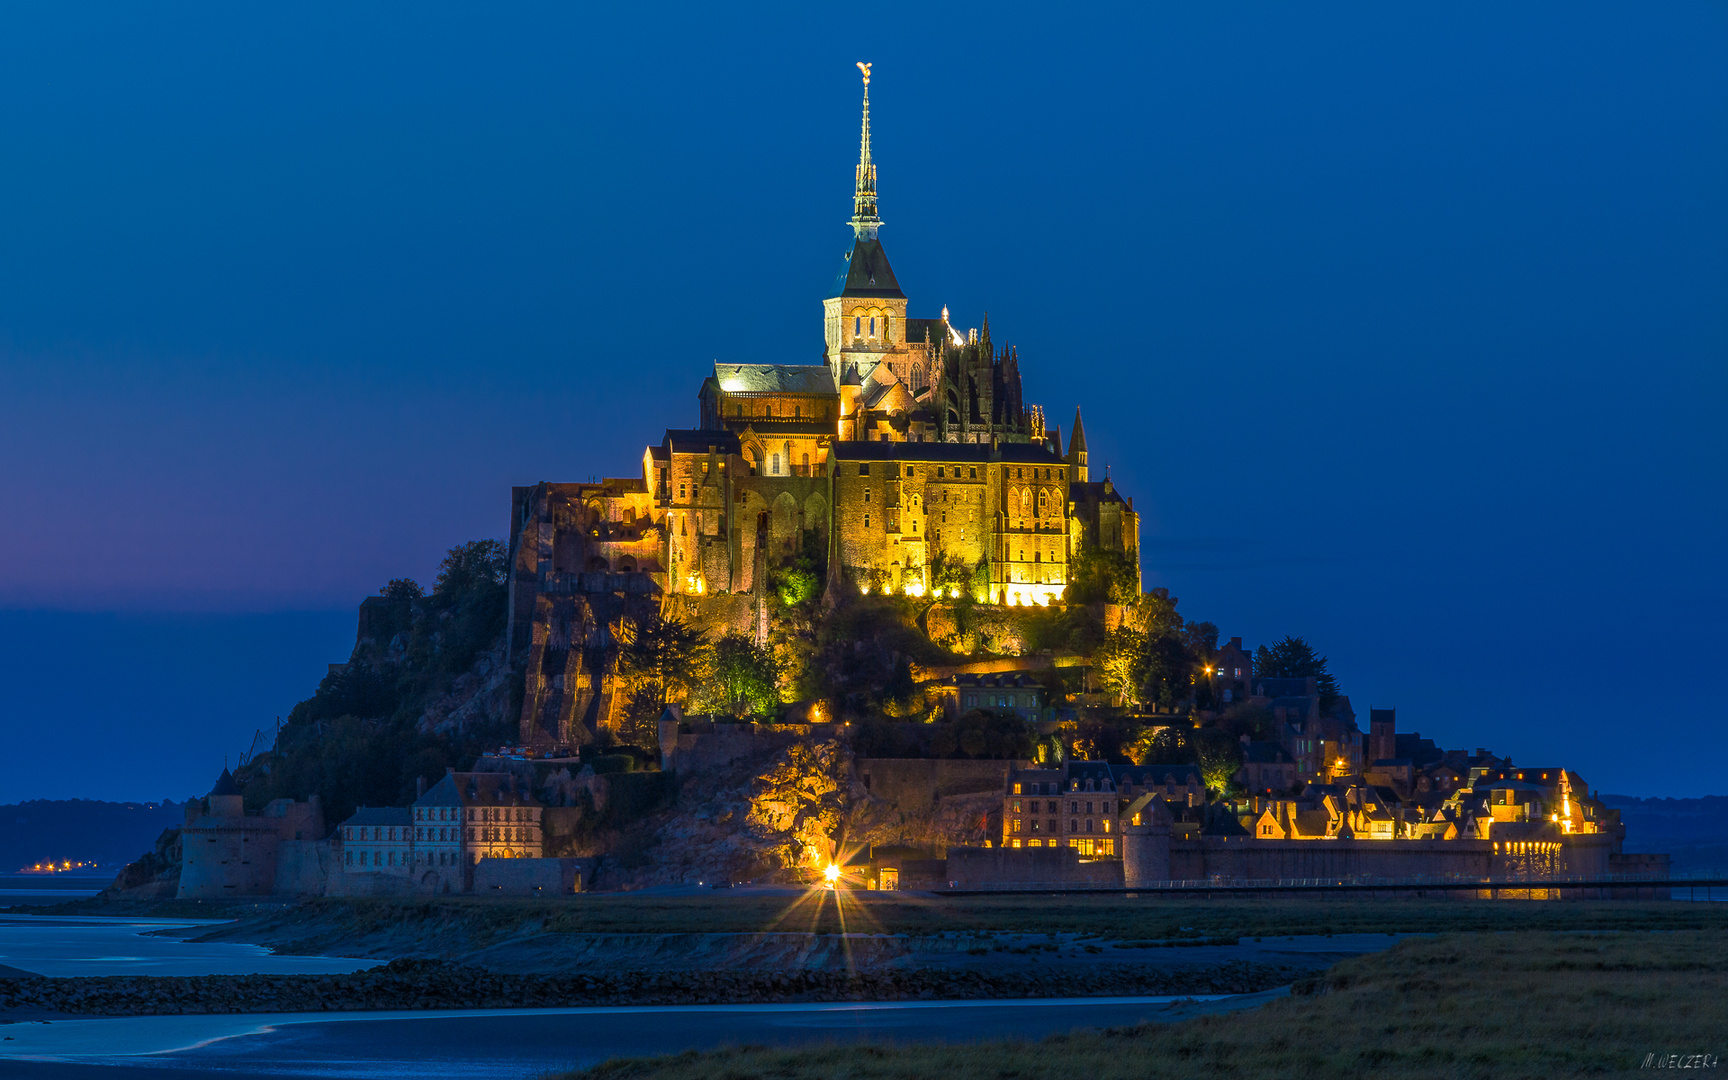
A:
851 62 880 239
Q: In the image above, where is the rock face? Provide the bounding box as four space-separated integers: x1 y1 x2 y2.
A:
746 740 856 872
417 640 515 739
102 828 181 899
596 735 1000 889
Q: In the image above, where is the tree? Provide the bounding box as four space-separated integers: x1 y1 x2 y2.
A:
1065 547 1141 605
927 551 975 599
618 614 709 712
380 579 423 601
1093 627 1149 707
434 539 508 599
1123 725 1168 766
1192 729 1244 796
700 633 781 717
1253 636 1342 708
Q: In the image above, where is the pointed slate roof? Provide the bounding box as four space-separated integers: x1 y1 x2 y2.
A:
1068 408 1088 455
831 238 904 299
210 768 240 797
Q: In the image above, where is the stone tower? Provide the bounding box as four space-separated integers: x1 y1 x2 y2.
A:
1120 793 1172 887
823 62 909 387
1369 708 1396 764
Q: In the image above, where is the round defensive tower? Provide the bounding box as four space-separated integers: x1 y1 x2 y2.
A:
177 768 279 899
1121 793 1173 888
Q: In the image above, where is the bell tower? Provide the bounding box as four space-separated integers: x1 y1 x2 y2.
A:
824 62 908 386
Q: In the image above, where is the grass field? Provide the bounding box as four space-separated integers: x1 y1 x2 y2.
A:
559 929 1728 1079
49 893 1728 953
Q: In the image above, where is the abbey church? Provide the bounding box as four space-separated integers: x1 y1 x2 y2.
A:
507 67 1142 745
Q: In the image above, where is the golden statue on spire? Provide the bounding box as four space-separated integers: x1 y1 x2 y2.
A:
851 62 879 239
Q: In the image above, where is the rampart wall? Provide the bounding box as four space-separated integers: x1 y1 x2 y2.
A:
658 719 846 773
945 846 1123 888
473 857 593 895
854 759 1011 811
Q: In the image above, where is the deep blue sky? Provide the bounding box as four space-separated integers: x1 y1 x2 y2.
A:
1 4 1723 802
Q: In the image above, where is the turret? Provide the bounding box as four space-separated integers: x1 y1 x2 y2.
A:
207 767 244 818
837 363 862 438
1067 408 1089 482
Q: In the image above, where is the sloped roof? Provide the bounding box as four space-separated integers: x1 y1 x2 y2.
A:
341 806 412 827
1121 764 1204 787
1070 480 1128 506
1245 741 1293 764
831 237 905 299
415 771 540 808
713 364 837 396
950 672 1045 689
663 429 742 455
210 768 240 797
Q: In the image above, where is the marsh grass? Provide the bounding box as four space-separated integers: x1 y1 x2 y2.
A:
53 893 1728 953
559 930 1728 1079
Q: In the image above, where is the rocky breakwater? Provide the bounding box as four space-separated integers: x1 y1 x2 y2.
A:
0 957 1307 1016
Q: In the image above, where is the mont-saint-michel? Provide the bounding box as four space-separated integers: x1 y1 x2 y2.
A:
84 67 1660 905
4 34 1724 1080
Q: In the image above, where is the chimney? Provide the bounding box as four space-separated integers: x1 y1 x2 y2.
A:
415 776 426 798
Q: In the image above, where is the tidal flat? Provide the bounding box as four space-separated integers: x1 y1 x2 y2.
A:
556 930 1728 1080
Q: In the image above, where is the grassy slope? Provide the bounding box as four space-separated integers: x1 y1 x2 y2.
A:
563 929 1728 1079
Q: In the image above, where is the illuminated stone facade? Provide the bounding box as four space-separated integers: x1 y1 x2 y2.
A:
505 70 1141 745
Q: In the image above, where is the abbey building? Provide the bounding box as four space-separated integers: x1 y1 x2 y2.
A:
506 68 1140 745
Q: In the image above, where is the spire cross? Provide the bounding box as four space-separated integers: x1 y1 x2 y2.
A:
851 62 880 239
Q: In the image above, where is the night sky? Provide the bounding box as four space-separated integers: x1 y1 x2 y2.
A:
1 4 1723 802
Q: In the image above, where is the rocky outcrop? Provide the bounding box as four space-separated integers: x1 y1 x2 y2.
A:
417 640 515 739
100 828 181 900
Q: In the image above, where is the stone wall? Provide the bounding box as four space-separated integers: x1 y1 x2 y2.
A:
273 839 332 897
657 719 846 774
663 593 758 640
473 857 593 896
854 758 1011 809
1136 831 1621 883
945 846 1123 888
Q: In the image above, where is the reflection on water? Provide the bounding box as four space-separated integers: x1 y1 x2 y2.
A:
0 995 1265 1079
0 874 107 902
0 915 379 977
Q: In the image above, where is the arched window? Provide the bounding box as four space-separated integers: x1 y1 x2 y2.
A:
771 452 780 474
854 316 861 336
869 316 877 337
